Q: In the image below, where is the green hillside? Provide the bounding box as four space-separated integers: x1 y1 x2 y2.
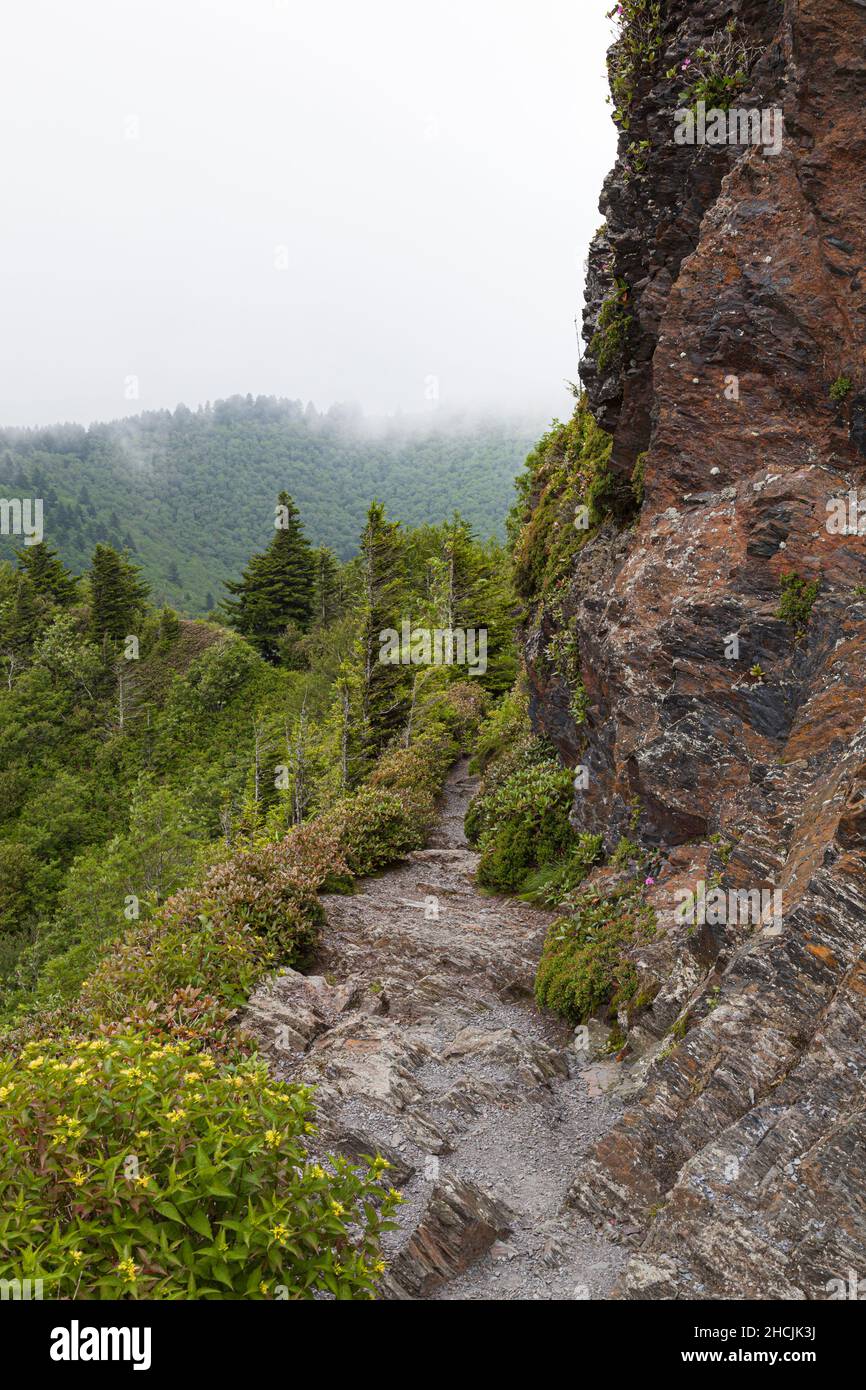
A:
0 396 542 614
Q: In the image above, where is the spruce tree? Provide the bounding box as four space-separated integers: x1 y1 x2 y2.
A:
16 541 79 607
4 573 42 659
313 545 341 626
356 500 407 768
88 544 150 642
435 515 516 696
222 491 315 661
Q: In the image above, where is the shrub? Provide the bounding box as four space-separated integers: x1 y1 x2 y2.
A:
520 834 604 907
469 686 529 775
0 1035 398 1299
675 22 762 112
607 1 663 130
535 881 656 1023
320 786 425 878
469 756 575 893
830 375 853 403
508 397 613 608
589 280 632 375
777 571 820 634
72 827 342 1043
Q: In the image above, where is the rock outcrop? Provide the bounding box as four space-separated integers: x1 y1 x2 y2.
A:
521 0 866 1298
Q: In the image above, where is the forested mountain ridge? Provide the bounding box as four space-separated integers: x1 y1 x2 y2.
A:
0 395 542 615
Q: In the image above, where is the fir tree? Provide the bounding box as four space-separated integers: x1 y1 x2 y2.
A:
2 573 42 662
88 544 150 642
313 545 341 626
355 500 407 768
222 492 314 661
16 541 79 607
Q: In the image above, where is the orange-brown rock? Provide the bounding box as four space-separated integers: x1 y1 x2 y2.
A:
526 0 866 1298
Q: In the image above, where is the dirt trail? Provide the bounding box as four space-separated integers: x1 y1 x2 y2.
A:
243 759 626 1299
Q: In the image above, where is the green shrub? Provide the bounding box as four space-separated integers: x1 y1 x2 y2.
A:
589 280 632 374
607 0 663 130
535 881 656 1023
469 686 529 774
469 756 575 893
320 786 424 878
508 397 613 608
58 822 339 1043
830 375 853 403
777 571 820 634
631 451 648 508
676 22 760 112
0 1035 398 1299
520 834 604 906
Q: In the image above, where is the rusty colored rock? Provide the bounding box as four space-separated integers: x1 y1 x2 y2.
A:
524 0 866 1298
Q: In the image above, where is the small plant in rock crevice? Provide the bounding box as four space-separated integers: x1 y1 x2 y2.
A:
535 879 656 1025
607 1 663 130
589 278 633 375
777 571 820 636
830 375 854 404
672 21 763 113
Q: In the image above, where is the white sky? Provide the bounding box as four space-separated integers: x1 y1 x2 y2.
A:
1 0 616 427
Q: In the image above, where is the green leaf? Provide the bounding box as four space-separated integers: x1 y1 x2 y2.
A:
186 1208 213 1239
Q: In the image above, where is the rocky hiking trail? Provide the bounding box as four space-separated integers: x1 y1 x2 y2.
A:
243 759 627 1300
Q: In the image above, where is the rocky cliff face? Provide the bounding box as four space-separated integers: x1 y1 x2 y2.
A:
522 0 866 1298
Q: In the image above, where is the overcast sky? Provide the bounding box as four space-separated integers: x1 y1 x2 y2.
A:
1 0 615 428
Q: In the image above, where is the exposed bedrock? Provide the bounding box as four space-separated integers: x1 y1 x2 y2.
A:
526 0 866 1298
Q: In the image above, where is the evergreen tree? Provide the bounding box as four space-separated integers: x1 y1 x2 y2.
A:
355 501 407 769
16 541 79 607
313 545 341 626
1 573 42 666
222 491 315 661
88 544 150 642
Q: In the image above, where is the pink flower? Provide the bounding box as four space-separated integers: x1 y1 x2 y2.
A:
682 58 692 70
644 876 656 886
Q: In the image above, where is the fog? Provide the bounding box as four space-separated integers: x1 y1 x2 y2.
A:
1 0 615 428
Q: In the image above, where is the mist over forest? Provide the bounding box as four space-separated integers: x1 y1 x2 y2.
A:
0 393 544 612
